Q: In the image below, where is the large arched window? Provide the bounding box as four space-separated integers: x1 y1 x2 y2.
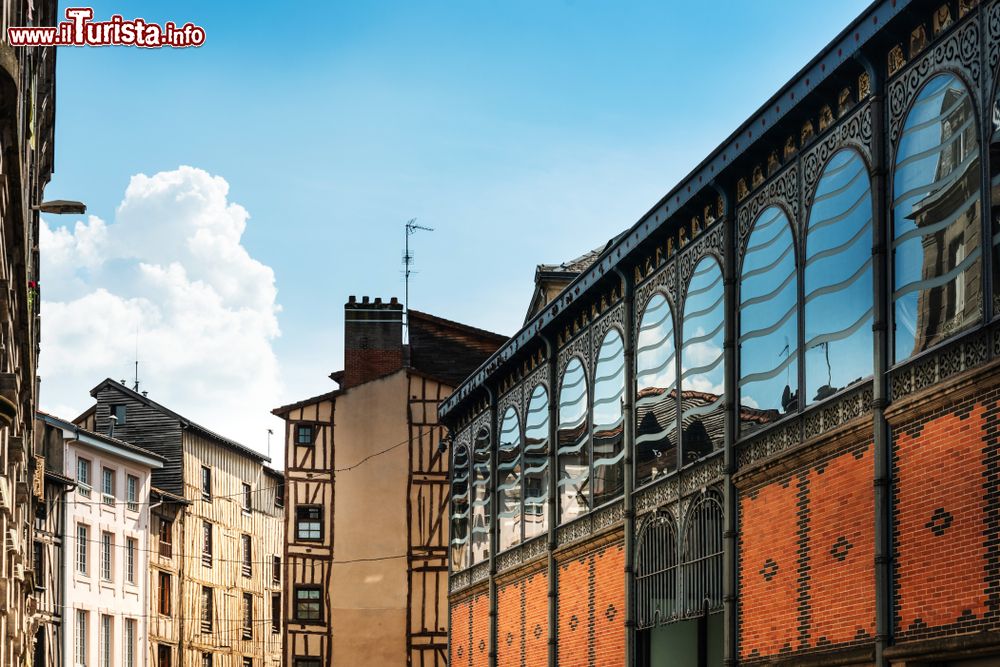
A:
681 258 725 463
636 513 678 629
523 384 550 540
739 206 798 431
497 406 522 551
450 444 470 570
557 357 589 524
805 149 874 402
593 329 626 507
893 72 981 361
635 294 678 486
470 427 491 564
681 492 723 615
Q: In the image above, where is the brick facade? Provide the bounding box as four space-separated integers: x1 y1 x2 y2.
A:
556 542 625 667
739 442 875 661
496 568 548 667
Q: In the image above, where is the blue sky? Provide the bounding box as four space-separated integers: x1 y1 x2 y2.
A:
40 0 871 461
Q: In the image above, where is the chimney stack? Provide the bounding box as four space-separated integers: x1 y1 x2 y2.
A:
343 295 404 388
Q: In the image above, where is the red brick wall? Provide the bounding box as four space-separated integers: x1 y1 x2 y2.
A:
449 590 488 667
496 568 549 666
557 542 625 667
450 597 472 667
893 400 993 639
471 592 489 667
739 472 802 660
739 442 875 661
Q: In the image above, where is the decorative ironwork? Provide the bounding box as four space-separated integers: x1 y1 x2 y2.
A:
498 384 521 430
635 261 677 321
680 490 724 616
591 302 625 360
635 476 681 516
449 569 471 593
888 17 981 145
677 220 725 299
680 455 725 497
635 511 679 629
890 331 991 401
470 410 491 444
736 162 799 256
558 329 591 377
557 514 593 546
522 363 548 415
497 546 522 573
470 561 489 584
593 500 625 531
802 102 873 208
522 535 546 561
736 418 801 470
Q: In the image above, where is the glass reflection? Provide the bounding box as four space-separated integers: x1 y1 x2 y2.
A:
680 259 725 463
989 82 1000 316
470 427 491 563
739 206 798 431
893 73 982 361
805 149 874 402
557 357 590 524
593 329 626 507
450 444 470 570
523 384 550 540
497 406 522 551
635 293 677 485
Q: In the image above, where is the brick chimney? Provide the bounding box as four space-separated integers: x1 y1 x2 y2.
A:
343 295 404 389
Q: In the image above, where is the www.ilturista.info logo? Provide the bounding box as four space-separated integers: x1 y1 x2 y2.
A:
8 8 205 48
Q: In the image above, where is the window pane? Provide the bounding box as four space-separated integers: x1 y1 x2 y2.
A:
450 444 470 570
635 293 677 484
805 149 874 402
470 428 491 564
557 357 589 523
592 329 625 507
523 385 549 540
681 259 726 463
739 206 799 431
636 515 678 628
497 406 522 551
893 73 982 360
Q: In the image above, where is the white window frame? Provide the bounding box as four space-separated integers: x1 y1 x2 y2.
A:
76 524 88 575
100 614 113 667
101 532 113 582
126 474 138 511
75 609 88 667
126 537 136 584
125 618 135 667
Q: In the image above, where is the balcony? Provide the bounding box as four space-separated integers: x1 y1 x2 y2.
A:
158 540 172 559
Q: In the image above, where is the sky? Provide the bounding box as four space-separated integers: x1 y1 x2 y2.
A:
39 0 872 466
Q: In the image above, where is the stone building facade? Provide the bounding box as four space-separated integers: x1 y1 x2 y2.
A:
442 0 1000 665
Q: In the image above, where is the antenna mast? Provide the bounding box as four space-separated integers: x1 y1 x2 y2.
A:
403 218 433 340
133 323 140 392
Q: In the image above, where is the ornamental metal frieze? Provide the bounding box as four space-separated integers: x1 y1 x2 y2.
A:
988 0 1000 83
522 364 548 414
557 514 593 546
736 163 799 256
888 17 980 144
496 545 522 573
453 425 472 453
677 220 725 299
470 409 491 440
470 560 490 584
522 535 547 560
591 302 625 357
736 418 802 470
450 569 471 593
679 455 725 497
558 329 591 377
802 102 873 208
994 325 1000 357
593 499 625 531
635 261 677 324
890 330 991 401
801 383 873 441
498 383 522 424
634 476 680 516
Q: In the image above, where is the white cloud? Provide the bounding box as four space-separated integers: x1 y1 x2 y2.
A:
39 166 283 462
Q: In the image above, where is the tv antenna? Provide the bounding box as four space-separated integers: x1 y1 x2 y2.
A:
133 323 141 393
403 218 433 339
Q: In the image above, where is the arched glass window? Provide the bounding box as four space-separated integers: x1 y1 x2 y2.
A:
893 72 982 361
523 384 550 540
739 206 798 431
636 513 678 629
635 294 678 486
805 149 874 402
450 444 470 570
497 406 522 551
593 329 626 508
680 259 725 464
681 493 723 616
470 427 491 564
557 357 589 524
992 82 1000 317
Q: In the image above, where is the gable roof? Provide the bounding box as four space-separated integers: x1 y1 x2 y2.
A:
37 410 166 468
89 378 270 463
271 389 343 418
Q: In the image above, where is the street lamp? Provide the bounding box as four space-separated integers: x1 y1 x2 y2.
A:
32 200 86 215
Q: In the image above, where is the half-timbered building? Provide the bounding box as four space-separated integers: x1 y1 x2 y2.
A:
274 296 506 667
442 1 1000 665
74 380 285 667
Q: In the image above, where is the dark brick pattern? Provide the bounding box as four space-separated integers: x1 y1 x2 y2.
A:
556 543 625 667
496 569 548 667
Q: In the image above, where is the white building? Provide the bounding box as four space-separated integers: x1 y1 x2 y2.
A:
39 412 163 667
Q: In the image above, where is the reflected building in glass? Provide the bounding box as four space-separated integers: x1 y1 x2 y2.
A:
442 4 1000 666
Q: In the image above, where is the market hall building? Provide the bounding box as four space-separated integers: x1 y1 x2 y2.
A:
440 0 1000 665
